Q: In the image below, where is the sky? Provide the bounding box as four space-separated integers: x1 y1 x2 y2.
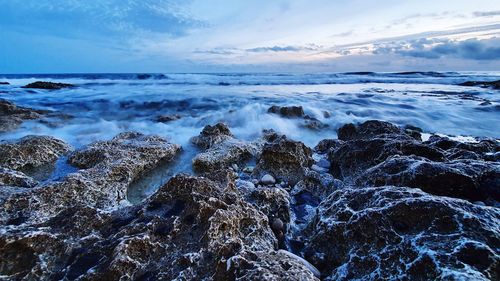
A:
0 0 499 73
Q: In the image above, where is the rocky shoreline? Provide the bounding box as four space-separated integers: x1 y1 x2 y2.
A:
0 100 499 280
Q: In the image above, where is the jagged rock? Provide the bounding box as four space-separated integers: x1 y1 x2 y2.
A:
304 186 500 280
425 135 499 161
0 174 317 280
0 99 49 132
314 139 342 154
0 168 37 188
356 155 500 202
0 135 72 180
253 136 314 185
226 250 319 280
22 81 74 90
268 105 305 118
191 123 234 149
246 187 291 248
1 132 180 224
192 139 259 173
328 136 445 179
459 80 500 90
337 120 416 141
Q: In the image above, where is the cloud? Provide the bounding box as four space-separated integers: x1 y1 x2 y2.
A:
0 0 204 39
473 11 500 17
373 38 500 60
246 45 322 53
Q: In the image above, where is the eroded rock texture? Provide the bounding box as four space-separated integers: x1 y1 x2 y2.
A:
0 174 318 280
304 186 500 281
328 120 500 203
0 135 72 183
253 136 314 185
1 132 180 225
191 123 262 173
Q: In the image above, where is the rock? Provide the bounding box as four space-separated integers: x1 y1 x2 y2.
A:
0 168 37 188
356 155 500 202
22 81 74 90
268 105 305 118
425 135 500 161
277 250 321 279
235 179 255 192
311 164 327 173
314 139 343 154
1 132 180 224
260 174 276 185
226 250 319 280
191 122 233 149
253 136 314 186
337 120 411 141
301 117 329 131
0 82 9 85
0 174 317 280
0 135 72 180
459 80 500 90
0 99 49 132
155 114 181 123
192 139 259 173
246 187 291 249
304 186 500 280
328 135 445 179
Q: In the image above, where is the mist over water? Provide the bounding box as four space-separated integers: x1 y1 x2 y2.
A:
1 72 499 152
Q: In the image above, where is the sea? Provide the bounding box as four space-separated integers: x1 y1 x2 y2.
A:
1 71 499 201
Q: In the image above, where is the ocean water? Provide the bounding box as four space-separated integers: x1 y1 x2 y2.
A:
1 72 499 199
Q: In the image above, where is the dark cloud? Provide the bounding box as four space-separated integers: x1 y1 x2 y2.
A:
473 11 500 17
373 38 500 60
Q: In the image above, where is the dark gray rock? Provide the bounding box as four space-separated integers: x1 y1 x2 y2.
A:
22 81 74 90
1 132 181 224
0 174 318 280
459 80 500 90
191 122 234 149
356 155 500 202
304 186 500 280
253 136 314 186
268 105 305 118
0 135 72 180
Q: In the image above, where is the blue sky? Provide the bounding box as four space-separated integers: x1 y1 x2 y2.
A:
0 0 499 73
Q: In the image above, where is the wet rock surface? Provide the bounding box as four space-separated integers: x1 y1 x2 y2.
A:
253 135 314 186
356 155 500 202
268 105 305 118
0 135 73 180
191 124 262 173
191 122 234 149
22 81 75 90
0 119 498 280
303 186 500 280
1 132 181 225
0 99 50 132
